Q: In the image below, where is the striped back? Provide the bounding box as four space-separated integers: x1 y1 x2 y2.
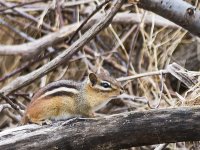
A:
32 80 82 101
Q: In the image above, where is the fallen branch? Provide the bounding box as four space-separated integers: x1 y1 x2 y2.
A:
1 107 200 149
0 22 79 56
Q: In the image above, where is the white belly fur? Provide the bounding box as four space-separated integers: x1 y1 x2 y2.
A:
50 113 79 121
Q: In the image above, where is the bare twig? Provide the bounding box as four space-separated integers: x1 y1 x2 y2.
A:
117 70 168 82
0 0 126 96
55 0 64 27
0 93 23 116
0 18 34 41
0 0 53 31
64 0 96 7
0 0 49 12
126 11 146 74
0 104 11 112
0 51 57 82
68 0 111 44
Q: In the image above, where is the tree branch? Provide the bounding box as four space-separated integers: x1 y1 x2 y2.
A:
1 107 200 149
0 22 79 56
90 12 179 28
0 4 179 56
0 0 125 96
134 0 200 37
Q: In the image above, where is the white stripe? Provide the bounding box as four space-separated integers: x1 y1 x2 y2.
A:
39 87 79 99
94 85 112 91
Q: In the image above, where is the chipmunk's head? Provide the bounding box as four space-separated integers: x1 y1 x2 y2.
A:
85 71 124 110
87 72 124 98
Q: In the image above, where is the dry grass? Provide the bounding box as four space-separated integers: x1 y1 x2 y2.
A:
0 0 200 149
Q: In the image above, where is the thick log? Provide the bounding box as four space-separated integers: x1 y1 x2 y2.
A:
0 107 200 150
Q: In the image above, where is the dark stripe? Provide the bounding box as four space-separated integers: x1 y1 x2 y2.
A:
32 80 81 101
45 80 79 92
44 91 75 99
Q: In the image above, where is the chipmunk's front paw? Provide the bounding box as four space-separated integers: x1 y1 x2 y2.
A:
44 119 52 125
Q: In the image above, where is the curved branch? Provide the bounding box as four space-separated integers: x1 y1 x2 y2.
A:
0 107 200 149
91 12 179 28
0 23 79 56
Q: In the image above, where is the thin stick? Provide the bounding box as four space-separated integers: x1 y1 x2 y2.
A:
0 0 49 12
0 17 34 42
0 0 125 96
68 0 111 44
117 69 169 82
148 72 164 109
0 51 57 82
0 93 23 116
0 1 53 31
126 11 146 74
0 104 11 112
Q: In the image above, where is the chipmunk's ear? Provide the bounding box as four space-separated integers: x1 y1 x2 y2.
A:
89 73 98 86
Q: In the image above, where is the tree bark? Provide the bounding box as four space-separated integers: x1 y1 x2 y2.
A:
136 0 200 37
0 23 79 56
1 107 200 150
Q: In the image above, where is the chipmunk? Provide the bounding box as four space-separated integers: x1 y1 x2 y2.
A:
21 72 123 125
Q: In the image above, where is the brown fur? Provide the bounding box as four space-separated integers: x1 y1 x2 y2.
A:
22 96 76 124
31 80 81 101
85 83 120 109
21 72 122 125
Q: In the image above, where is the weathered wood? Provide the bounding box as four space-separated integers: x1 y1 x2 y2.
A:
166 63 198 88
0 107 200 150
135 0 200 37
0 23 79 56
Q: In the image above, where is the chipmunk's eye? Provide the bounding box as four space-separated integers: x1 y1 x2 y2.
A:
100 81 111 88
